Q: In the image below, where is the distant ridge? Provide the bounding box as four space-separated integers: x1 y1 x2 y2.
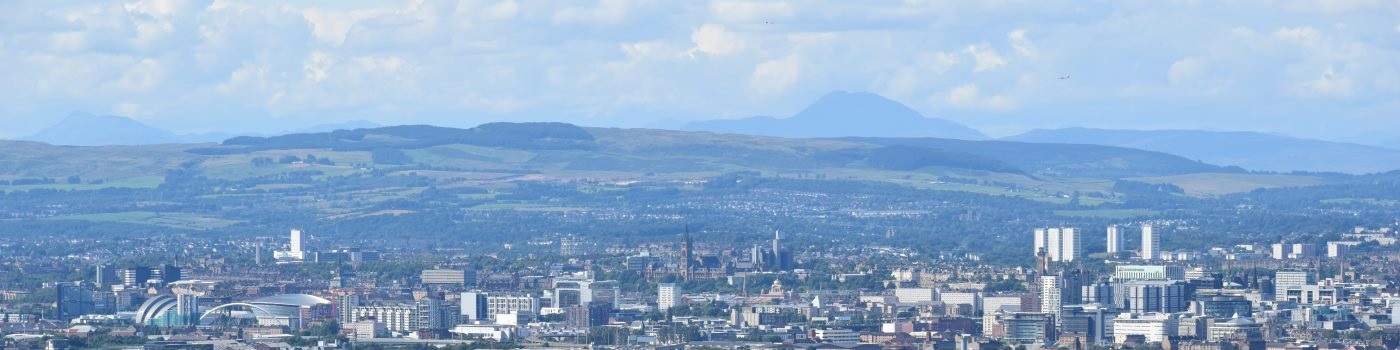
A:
687 91 988 140
24 112 185 146
1007 128 1400 174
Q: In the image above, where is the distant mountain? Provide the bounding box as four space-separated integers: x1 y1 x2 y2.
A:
1006 128 1400 174
24 112 186 146
687 91 988 140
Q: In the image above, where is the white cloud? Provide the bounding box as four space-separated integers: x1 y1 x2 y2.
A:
1168 57 1204 85
709 1 793 22
1272 26 1322 45
552 0 631 25
944 84 1016 111
689 24 745 56
749 54 802 96
1295 65 1354 97
926 52 959 74
482 0 519 21
964 43 1006 72
947 84 981 107
1007 29 1038 59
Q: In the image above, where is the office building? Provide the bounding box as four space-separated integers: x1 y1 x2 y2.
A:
1274 269 1314 302
565 302 612 328
553 277 618 309
95 264 118 289
352 306 417 333
486 293 540 320
1113 313 1178 343
1113 265 1186 281
1195 295 1252 318
895 288 937 304
658 283 681 311
421 269 476 286
1033 227 1082 262
461 292 488 322
1113 280 1192 314
1141 224 1159 260
1107 225 1123 254
56 282 95 322
120 267 153 287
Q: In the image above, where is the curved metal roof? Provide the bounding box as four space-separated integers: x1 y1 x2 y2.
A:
249 294 331 307
134 295 176 324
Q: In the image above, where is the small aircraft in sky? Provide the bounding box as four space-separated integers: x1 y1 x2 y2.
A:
1058 74 1070 80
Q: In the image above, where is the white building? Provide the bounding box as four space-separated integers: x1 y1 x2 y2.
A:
351 306 416 333
450 324 518 341
1274 269 1314 302
940 292 981 312
1140 224 1158 260
812 328 859 345
273 229 305 261
1112 265 1186 281
487 294 540 320
1033 227 1082 262
1112 313 1178 343
1039 276 1063 324
1107 225 1123 254
658 283 681 311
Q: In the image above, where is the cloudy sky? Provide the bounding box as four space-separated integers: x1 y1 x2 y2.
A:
2 0 1398 141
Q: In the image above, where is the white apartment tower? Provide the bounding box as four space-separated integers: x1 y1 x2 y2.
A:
658 283 681 311
1033 227 1081 262
1106 225 1123 254
290 229 304 259
1141 224 1158 260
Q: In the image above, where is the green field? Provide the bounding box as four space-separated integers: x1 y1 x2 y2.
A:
467 203 581 212
41 211 240 230
1127 173 1327 196
1053 209 1160 219
2 175 164 192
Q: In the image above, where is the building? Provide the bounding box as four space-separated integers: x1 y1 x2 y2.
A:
352 305 417 333
1039 276 1063 324
346 320 387 340
1207 315 1261 341
1033 227 1082 262
1113 280 1192 314
486 293 539 321
120 267 151 287
1194 294 1252 318
1141 224 1159 260
895 288 937 304
553 277 618 308
564 302 611 328
1107 225 1124 254
461 292 488 322
56 283 94 322
658 283 681 311
421 269 476 286
812 328 860 345
1062 304 1116 345
1113 265 1186 281
336 294 360 324
999 311 1051 346
94 264 118 289
1113 313 1178 343
1273 269 1315 302
274 229 306 262
1327 241 1360 258
202 293 333 331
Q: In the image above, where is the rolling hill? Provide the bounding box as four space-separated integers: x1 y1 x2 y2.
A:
687 91 988 140
1007 128 1400 174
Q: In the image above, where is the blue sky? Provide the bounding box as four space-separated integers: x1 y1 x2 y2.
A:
1 0 1398 141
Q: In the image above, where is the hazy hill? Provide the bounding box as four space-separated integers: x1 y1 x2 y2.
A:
842 137 1234 178
24 112 186 146
1007 128 1400 174
687 91 988 140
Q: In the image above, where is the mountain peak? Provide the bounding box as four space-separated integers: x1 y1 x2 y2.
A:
25 112 184 146
686 91 987 140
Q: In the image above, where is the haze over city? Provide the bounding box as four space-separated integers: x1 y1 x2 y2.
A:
1 0 1399 141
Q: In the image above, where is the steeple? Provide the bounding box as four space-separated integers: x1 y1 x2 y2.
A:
679 225 694 281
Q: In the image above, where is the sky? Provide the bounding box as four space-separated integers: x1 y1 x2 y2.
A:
1 0 1398 141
